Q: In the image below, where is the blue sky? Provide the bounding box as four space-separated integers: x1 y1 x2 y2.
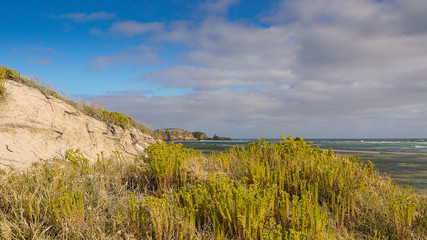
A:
2 0 427 138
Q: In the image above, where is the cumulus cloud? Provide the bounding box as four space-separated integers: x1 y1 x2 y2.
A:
55 12 116 22
91 0 427 138
145 66 295 89
148 18 297 90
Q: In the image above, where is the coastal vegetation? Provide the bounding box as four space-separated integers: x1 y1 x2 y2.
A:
1 66 426 239
0 135 426 239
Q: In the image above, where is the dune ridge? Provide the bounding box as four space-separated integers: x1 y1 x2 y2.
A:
0 80 156 169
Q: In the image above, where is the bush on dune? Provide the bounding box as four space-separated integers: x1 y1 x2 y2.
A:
0 66 20 95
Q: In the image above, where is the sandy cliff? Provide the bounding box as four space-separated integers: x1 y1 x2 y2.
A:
0 80 156 169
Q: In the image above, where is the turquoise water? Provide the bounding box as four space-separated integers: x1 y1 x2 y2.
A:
308 138 427 153
174 139 427 194
175 138 427 153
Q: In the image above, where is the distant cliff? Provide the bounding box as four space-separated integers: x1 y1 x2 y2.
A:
192 131 209 140
154 128 197 141
210 134 232 141
154 128 231 141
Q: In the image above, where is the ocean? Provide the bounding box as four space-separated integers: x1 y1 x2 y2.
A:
174 138 427 194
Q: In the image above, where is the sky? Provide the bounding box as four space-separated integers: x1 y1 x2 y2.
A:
1 0 427 139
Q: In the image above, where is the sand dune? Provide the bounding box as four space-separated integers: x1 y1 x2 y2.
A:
0 80 156 169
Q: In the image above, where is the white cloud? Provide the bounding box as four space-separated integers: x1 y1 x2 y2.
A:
144 66 295 89
149 18 297 90
91 0 427 138
109 21 164 37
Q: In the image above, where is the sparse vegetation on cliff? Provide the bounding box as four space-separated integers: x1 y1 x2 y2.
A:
0 135 426 239
0 66 152 135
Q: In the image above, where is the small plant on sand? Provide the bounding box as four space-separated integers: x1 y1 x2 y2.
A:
100 110 131 129
0 65 21 95
80 104 150 133
0 65 20 81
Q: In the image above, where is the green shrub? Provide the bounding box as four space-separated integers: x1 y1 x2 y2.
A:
0 65 21 95
143 141 202 192
0 65 20 82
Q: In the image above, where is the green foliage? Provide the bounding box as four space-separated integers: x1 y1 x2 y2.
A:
0 136 426 239
0 65 21 95
179 177 287 239
80 104 149 133
144 141 202 192
50 189 86 237
100 110 131 129
0 65 20 82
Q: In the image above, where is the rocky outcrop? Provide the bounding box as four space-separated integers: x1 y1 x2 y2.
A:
154 128 197 141
211 134 232 141
0 80 157 170
192 131 209 140
154 129 231 141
